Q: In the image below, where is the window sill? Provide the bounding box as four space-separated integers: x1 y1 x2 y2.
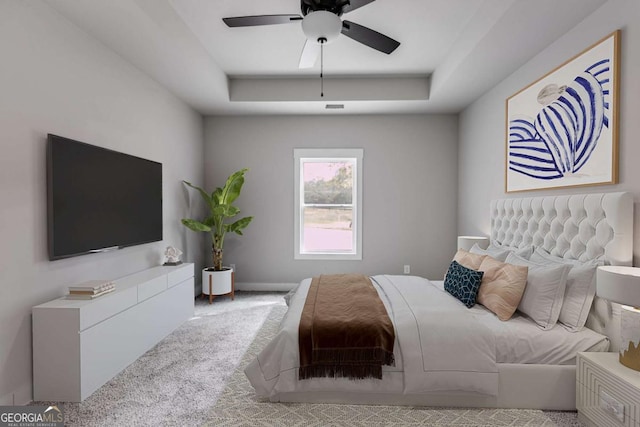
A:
295 253 362 261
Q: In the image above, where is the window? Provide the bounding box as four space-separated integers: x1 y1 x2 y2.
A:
294 148 363 260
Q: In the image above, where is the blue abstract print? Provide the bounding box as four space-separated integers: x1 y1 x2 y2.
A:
508 59 610 180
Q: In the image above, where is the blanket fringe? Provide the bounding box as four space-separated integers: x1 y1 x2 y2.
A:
300 349 395 380
312 348 395 366
299 364 384 380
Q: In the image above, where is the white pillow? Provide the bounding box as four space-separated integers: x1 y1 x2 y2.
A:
530 247 603 267
505 252 571 330
470 243 533 262
530 248 602 332
470 243 510 261
505 244 534 260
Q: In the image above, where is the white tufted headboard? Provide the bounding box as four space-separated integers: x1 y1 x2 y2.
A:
490 192 633 350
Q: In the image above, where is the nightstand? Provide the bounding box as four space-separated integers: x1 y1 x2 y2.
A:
577 352 640 427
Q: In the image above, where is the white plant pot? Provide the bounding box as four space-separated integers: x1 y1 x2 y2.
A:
202 267 233 296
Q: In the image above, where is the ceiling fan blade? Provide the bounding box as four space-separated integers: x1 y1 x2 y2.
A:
342 0 376 14
299 40 321 68
341 20 400 54
223 14 302 27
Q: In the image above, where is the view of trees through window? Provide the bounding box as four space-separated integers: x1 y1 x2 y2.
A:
302 161 354 253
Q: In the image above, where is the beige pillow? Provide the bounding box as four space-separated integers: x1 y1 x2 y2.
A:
453 249 486 270
477 256 528 321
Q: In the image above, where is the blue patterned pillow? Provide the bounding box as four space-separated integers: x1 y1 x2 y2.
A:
444 260 484 308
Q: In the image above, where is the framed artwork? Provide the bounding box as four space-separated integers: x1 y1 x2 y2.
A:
505 30 620 193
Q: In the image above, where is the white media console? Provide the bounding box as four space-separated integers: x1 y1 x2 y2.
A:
32 263 195 402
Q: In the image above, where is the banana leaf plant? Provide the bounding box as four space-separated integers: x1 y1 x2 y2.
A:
182 169 253 271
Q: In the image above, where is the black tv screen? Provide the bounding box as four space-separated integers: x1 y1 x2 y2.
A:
47 134 163 260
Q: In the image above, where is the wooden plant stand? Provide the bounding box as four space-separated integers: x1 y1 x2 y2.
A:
201 270 235 304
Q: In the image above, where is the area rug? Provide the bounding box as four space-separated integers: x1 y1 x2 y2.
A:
207 307 582 426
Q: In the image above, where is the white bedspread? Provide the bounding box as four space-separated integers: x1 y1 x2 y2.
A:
428 280 610 364
245 275 608 400
373 275 499 395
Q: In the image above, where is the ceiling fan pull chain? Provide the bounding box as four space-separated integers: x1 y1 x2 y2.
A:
319 37 327 98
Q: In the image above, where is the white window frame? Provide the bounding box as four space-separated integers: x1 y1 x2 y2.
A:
294 148 363 260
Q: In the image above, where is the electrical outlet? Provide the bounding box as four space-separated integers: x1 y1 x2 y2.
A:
229 264 236 272
403 265 410 274
599 390 624 422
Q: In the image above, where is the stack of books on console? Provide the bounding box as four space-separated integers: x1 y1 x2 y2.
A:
66 280 115 300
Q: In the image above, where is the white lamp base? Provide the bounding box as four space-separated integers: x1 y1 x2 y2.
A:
619 305 640 371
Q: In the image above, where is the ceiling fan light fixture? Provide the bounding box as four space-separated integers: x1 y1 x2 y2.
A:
302 11 342 44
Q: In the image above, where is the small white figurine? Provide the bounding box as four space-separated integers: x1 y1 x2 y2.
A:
164 246 183 265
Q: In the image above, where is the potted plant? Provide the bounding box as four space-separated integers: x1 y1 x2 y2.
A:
182 168 253 301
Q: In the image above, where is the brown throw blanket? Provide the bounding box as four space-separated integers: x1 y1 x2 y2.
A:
299 274 395 380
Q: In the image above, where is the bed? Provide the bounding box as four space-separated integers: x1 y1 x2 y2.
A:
245 192 633 410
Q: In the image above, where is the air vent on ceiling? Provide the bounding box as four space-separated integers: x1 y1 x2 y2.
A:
325 104 344 109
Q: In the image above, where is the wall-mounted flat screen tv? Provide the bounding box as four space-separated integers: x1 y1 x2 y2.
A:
47 134 163 260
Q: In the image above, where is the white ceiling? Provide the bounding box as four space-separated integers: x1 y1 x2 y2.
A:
47 0 606 116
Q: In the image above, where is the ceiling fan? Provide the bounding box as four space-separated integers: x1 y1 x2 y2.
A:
223 0 400 69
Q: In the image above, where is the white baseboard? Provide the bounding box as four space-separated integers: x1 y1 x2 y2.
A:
236 282 297 292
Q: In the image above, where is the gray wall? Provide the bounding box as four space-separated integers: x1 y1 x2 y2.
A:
458 0 640 265
0 2 204 404
204 115 458 288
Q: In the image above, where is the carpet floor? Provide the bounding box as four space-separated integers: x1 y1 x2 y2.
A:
33 291 584 426
32 292 287 426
